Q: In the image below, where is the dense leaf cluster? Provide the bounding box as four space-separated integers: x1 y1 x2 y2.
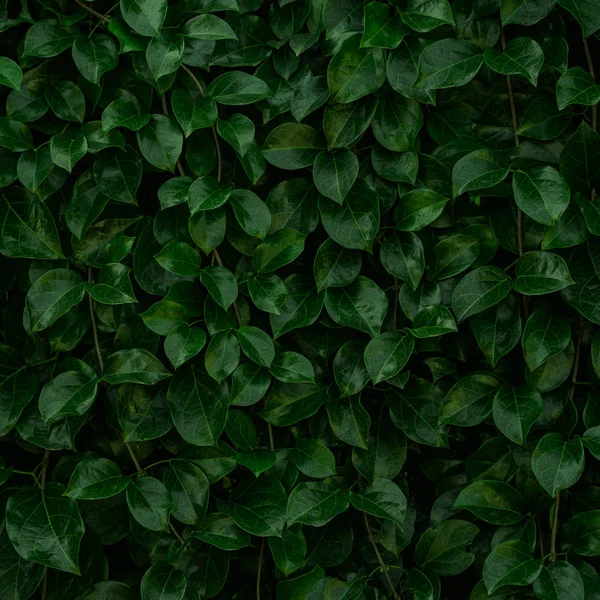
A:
1 0 600 598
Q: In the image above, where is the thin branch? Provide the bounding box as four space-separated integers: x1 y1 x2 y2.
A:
74 0 110 23
181 64 223 183
550 491 560 561
256 538 265 600
363 512 398 598
267 423 275 452
169 521 185 545
87 267 105 374
125 442 144 473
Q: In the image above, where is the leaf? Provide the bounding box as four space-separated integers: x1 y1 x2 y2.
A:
557 0 600 38
452 150 510 197
350 478 407 527
229 189 270 239
163 460 209 525
253 228 306 273
409 305 458 338
137 115 183 172
207 71 272 105
416 39 484 90
557 67 600 110
89 263 137 305
0 367 38 437
217 114 254 157
164 324 206 369
184 14 238 40
427 234 480 281
220 478 287 537
121 0 167 37
268 527 306 577
533 561 585 600
155 241 201 277
24 268 85 333
361 2 407 48
146 33 184 80
372 95 423 152
483 540 542 593
103 349 171 385
522 310 570 371
415 520 479 576
270 352 315 384
395 188 449 231
327 394 371 449
314 238 362 293
93 149 142 205
263 123 325 170
287 482 350 527
44 80 85 123
512 166 570 226
327 34 385 103
193 513 251 550
127 476 172 531
0 534 44 600
325 276 387 335
532 433 585 497
452 266 513 323
39 369 98 422
49 133 87 173
260 382 327 426
0 57 22 91
199 266 238 310
65 458 129 500
364 331 414 384
72 35 118 85
440 372 502 427
401 0 455 32
205 330 240 383
312 150 359 205
564 510 600 556
23 20 76 58
291 438 336 478
237 326 275 367
484 37 544 86
6 483 84 574
493 385 543 445
141 562 186 600
167 365 229 446
102 96 151 133
453 480 525 525
559 122 600 193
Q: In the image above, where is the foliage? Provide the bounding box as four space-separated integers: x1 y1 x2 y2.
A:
0 0 599 599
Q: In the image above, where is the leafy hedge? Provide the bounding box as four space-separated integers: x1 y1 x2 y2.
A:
1 0 600 598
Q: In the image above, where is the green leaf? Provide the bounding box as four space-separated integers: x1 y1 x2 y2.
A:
287 482 349 527
102 96 151 133
127 477 171 537
199 265 238 310
89 263 137 305
514 251 573 295
559 122 600 193
0 116 33 151
155 241 201 277
39 368 97 422
193 513 251 550
217 114 254 157
0 366 38 437
260 382 327 426
44 80 85 123
427 234 480 281
440 372 502 427
6 483 84 574
409 305 458 338
522 309 570 371
270 352 314 384
361 2 407 48
484 37 544 86
312 150 359 205
501 0 555 25
237 326 275 367
415 520 479 575
390 377 448 447
167 365 229 445
452 150 510 197
454 480 524 525
23 20 76 58
512 166 570 226
291 438 336 478
0 534 44 600
483 540 542 593
205 330 240 383
137 115 183 172
373 95 422 153
350 478 407 527
268 527 306 577
324 97 378 149
164 324 206 369
0 57 22 91
93 149 142 205
24 268 84 333
532 433 585 497
49 133 87 173
364 331 414 384
65 458 129 500
395 188 449 231
248 273 288 315
117 383 172 442
533 561 585 600
416 39 483 90
319 187 380 252
171 89 217 138
564 510 600 556
184 14 238 40
327 34 385 103
163 460 209 525
325 276 387 335
557 0 600 38
493 384 543 446
145 33 184 80
141 562 186 600
120 0 167 37
401 0 455 32
103 349 171 385
221 478 287 537
229 189 270 239
327 394 371 449
314 238 362 293
557 67 600 110
207 71 272 105
189 176 231 213
333 339 370 398
72 35 118 85
253 229 306 273
263 123 325 170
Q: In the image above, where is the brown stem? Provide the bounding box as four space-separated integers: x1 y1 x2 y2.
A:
583 34 597 201
125 441 143 473
180 64 223 183
74 0 110 23
169 521 185 545
256 537 265 600
267 423 275 452
363 512 398 598
550 491 560 561
537 517 545 559
87 267 105 374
